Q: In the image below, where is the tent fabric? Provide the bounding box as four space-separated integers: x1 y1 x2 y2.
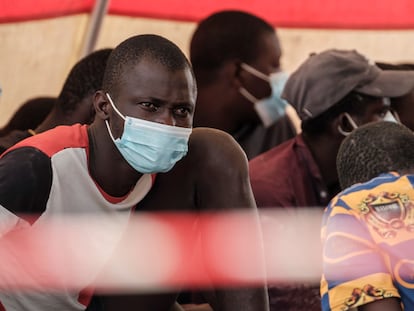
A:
0 0 94 23
1 0 414 29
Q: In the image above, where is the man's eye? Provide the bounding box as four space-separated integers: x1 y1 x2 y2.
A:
140 102 158 110
378 110 388 118
174 107 191 117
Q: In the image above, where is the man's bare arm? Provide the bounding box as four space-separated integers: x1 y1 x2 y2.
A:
189 128 269 311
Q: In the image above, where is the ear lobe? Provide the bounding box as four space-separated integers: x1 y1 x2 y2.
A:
223 60 243 89
93 91 110 120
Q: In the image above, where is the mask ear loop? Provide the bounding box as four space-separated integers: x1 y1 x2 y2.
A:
240 63 270 82
337 112 358 137
391 109 402 123
239 63 270 104
106 93 126 121
105 119 117 142
105 93 126 142
337 125 352 136
239 87 259 103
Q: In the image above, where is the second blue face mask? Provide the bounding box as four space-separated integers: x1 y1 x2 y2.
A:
239 63 289 127
254 71 289 127
105 93 192 174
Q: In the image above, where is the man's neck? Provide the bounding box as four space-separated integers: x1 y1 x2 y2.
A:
87 124 143 197
34 109 71 134
195 86 256 135
302 132 342 196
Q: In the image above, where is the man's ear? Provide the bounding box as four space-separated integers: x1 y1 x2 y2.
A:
93 91 110 120
223 59 243 89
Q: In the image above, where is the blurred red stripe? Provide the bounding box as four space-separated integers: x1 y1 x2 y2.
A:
0 209 322 292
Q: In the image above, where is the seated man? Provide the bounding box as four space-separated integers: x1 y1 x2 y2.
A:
190 10 297 160
0 34 268 311
321 121 414 310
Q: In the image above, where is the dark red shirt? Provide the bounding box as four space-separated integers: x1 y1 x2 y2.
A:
249 133 331 208
249 134 330 311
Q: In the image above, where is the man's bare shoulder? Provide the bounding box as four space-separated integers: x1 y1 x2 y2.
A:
189 127 247 163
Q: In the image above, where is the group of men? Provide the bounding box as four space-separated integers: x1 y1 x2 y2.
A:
0 8 414 311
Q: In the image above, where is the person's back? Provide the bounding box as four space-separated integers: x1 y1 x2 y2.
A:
34 48 113 133
0 96 56 137
321 121 414 311
190 10 296 159
249 49 414 311
0 97 56 154
0 48 112 154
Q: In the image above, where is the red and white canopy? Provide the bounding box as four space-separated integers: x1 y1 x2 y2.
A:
1 0 414 29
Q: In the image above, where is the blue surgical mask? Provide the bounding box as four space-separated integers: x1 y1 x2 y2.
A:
239 63 289 127
105 93 192 173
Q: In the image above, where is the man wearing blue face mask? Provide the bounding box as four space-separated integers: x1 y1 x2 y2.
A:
0 34 269 311
190 10 297 159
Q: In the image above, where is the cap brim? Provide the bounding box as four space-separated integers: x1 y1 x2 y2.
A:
356 70 414 98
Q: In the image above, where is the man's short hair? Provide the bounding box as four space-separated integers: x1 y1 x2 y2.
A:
58 48 112 115
337 121 414 189
190 10 276 84
103 34 194 97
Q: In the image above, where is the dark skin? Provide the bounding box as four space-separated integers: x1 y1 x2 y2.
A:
359 297 402 310
304 98 391 199
0 94 96 154
35 93 96 134
391 88 414 131
88 58 195 197
89 58 268 310
193 31 281 135
101 127 268 311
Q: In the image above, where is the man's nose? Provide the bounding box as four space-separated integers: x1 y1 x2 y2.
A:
155 111 175 126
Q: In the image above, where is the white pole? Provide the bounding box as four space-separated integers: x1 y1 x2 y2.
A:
79 0 110 58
